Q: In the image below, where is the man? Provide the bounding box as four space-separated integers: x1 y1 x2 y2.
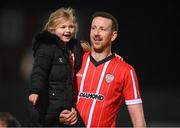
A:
0 112 21 127
59 11 146 127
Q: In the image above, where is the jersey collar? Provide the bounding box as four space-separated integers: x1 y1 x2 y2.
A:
90 53 115 67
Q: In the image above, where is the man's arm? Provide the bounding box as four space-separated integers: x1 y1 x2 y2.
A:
127 103 146 127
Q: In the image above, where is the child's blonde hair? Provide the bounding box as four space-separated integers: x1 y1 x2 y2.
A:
44 7 78 37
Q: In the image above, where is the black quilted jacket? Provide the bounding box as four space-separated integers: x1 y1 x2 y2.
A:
30 30 83 125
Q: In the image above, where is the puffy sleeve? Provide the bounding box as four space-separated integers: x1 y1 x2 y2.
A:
30 44 54 94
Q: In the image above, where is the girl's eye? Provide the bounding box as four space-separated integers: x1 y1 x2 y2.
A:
60 26 65 29
91 27 96 30
69 25 74 29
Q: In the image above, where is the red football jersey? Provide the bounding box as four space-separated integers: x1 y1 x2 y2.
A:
74 52 142 127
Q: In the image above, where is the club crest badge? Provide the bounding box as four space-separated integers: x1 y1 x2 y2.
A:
105 74 114 84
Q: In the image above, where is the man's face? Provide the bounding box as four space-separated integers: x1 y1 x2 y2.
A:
90 16 115 52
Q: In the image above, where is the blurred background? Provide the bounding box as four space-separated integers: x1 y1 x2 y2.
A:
0 0 179 126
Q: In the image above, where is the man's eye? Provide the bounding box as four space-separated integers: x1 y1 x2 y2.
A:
101 28 105 31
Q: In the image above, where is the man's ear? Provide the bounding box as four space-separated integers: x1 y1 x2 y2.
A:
111 31 118 42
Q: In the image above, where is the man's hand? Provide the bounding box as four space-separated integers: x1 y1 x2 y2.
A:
59 108 78 125
80 40 91 52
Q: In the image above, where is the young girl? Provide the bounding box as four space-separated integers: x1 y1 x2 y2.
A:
28 7 85 127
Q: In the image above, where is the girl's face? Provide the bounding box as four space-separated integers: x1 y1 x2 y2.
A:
54 20 75 43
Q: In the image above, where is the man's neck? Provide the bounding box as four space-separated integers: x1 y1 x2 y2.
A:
91 51 112 62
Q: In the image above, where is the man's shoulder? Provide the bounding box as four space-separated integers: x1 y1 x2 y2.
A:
83 51 91 57
113 54 134 70
114 53 124 61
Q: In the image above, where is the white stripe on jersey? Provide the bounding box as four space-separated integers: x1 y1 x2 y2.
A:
87 60 110 128
130 69 138 99
78 57 90 102
125 98 142 105
97 61 119 126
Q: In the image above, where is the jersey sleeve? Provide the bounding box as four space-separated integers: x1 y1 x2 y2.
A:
123 67 142 105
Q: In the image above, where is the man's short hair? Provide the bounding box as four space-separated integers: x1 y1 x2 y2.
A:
91 11 119 32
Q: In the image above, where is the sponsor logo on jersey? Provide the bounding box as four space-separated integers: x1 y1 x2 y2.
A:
79 92 104 101
105 74 114 84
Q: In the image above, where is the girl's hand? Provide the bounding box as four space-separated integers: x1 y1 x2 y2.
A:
29 94 39 105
